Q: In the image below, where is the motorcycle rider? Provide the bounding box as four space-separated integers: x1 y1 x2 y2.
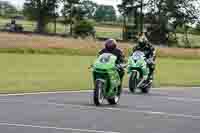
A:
99 39 125 84
132 32 156 81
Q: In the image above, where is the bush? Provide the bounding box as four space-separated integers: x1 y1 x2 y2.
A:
196 23 200 31
167 35 179 47
193 23 200 35
73 20 95 38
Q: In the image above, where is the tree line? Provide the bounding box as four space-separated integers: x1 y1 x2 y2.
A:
118 0 200 45
1 0 200 45
0 1 22 18
23 0 117 33
0 0 117 34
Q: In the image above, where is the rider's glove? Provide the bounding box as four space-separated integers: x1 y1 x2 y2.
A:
146 58 154 64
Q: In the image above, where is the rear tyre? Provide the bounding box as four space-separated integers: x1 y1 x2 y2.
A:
107 95 120 105
107 84 121 105
129 72 137 93
94 80 104 106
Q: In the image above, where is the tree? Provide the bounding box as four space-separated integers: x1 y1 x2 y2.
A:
62 0 80 35
62 0 97 35
23 0 59 33
73 19 95 38
118 0 149 30
81 0 97 19
118 0 146 40
196 22 200 32
0 1 18 18
94 5 117 22
146 0 200 46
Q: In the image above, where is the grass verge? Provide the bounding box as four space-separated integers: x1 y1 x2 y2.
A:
1 32 200 59
0 54 199 94
0 47 200 59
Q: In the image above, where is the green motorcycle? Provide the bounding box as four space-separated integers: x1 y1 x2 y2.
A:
127 50 152 93
90 53 123 106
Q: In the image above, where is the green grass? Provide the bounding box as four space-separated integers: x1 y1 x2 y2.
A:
0 53 199 94
0 17 66 33
177 34 200 48
96 31 122 40
0 48 99 56
155 58 200 87
1 47 200 59
46 23 67 34
0 54 94 93
0 17 36 31
0 18 11 24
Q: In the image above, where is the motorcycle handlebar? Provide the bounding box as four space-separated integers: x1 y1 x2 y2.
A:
89 64 127 70
116 64 127 69
88 65 93 69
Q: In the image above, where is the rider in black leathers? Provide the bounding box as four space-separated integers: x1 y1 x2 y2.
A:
99 39 125 82
132 33 156 81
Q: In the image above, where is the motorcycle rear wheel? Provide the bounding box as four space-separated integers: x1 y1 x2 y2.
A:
107 95 120 105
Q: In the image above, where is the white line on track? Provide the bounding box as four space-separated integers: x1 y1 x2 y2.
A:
0 87 199 97
134 94 200 103
1 90 200 104
2 89 200 104
57 103 200 120
165 97 200 102
0 88 200 120
0 122 120 133
0 90 92 97
1 98 200 120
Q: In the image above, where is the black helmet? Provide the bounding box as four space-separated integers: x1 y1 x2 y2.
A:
138 33 149 48
105 39 117 51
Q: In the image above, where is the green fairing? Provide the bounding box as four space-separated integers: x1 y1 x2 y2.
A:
128 51 153 94
94 54 117 70
92 53 121 97
127 52 149 79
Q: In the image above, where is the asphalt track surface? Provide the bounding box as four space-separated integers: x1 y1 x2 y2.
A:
0 88 200 133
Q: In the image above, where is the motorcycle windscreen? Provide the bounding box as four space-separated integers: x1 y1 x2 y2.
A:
94 53 117 70
128 51 147 76
131 51 145 60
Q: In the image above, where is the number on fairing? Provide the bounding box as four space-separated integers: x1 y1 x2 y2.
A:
132 51 144 60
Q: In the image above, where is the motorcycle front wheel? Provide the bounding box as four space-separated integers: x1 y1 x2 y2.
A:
129 72 137 93
141 80 152 94
94 80 104 106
